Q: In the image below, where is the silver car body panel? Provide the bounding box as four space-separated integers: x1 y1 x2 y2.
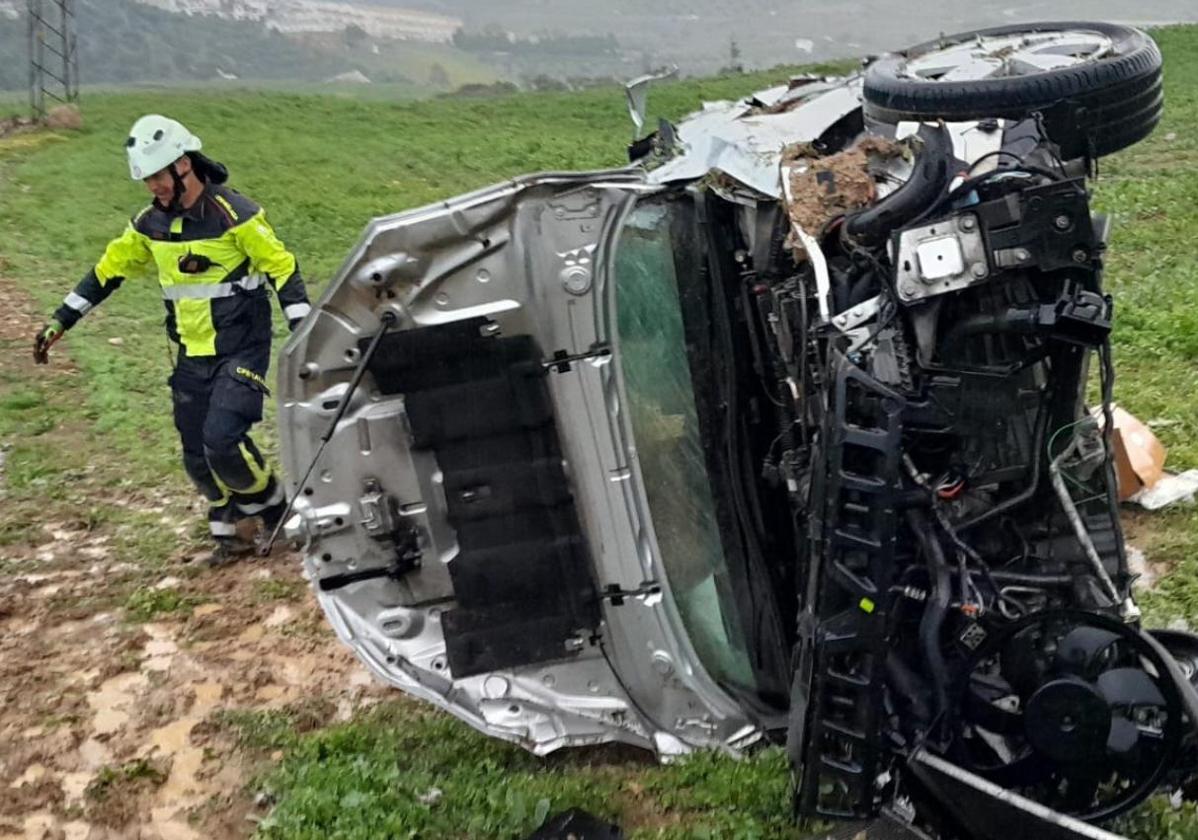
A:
279 76 878 757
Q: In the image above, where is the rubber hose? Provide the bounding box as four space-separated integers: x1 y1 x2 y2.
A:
844 123 953 245
907 508 952 724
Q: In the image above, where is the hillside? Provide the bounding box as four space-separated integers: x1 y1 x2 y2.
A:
0 0 495 92
397 0 1198 72
1 24 1197 839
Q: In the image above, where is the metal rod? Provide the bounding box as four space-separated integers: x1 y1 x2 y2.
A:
37 68 68 86
28 0 40 119
27 0 76 121
1048 434 1121 608
37 19 63 39
259 311 398 556
59 0 69 100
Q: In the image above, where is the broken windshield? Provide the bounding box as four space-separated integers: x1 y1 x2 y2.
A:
614 199 757 694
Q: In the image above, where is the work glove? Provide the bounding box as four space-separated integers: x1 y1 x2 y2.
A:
33 320 64 364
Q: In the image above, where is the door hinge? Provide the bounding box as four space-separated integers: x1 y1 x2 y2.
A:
544 343 611 373
601 581 662 606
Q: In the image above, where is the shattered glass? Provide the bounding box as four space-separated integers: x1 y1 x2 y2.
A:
614 201 756 692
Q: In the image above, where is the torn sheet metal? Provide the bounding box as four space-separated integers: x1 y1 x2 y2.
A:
897 119 1007 176
625 66 679 141
648 79 864 198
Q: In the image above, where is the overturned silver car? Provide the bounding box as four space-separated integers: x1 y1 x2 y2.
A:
279 21 1194 839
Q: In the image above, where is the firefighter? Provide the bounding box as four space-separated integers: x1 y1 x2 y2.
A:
33 115 311 565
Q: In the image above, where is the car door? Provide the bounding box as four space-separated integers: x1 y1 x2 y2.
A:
277 168 764 757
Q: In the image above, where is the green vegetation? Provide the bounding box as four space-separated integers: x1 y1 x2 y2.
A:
84 758 168 801
1091 25 1198 627
229 702 798 839
2 25 1198 839
252 575 308 603
210 700 337 751
124 585 200 621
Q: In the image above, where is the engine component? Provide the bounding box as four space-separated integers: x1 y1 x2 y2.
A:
894 214 989 303
953 611 1184 821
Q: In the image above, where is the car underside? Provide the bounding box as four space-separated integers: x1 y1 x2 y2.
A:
278 21 1198 840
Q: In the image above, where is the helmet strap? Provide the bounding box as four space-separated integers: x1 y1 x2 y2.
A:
167 162 187 212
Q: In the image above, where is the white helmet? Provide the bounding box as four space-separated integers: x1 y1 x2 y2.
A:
125 114 201 180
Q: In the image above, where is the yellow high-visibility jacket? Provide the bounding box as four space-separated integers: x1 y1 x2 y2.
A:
54 183 310 357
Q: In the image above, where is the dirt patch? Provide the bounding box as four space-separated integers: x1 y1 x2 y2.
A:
0 778 64 820
0 105 82 140
0 115 38 139
0 550 386 838
783 136 905 255
84 758 170 827
0 277 391 838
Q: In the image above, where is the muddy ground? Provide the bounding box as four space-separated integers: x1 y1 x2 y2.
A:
0 284 389 839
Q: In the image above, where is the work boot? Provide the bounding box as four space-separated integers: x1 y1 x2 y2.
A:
204 535 256 568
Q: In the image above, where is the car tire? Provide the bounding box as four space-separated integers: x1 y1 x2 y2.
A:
862 22 1163 159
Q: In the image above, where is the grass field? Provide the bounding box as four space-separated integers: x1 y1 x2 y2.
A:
2 28 1198 839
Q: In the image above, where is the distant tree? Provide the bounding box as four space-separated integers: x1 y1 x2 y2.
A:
428 63 450 88
527 74 568 92
567 75 619 90
446 81 520 98
343 24 367 47
724 37 744 74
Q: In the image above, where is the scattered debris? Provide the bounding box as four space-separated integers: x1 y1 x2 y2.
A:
1099 406 1167 500
1131 469 1198 510
107 337 124 346
417 786 443 806
524 808 622 839
782 136 904 258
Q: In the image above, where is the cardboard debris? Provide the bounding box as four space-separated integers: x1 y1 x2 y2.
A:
1098 406 1166 501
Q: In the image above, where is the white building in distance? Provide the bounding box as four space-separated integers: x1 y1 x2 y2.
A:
133 0 461 43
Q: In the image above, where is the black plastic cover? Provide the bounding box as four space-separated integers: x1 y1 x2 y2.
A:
365 320 600 677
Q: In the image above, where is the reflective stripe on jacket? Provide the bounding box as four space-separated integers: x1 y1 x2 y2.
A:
54 183 310 357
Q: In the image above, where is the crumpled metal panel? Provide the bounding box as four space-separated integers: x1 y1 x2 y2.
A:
649 78 864 198
277 170 758 759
